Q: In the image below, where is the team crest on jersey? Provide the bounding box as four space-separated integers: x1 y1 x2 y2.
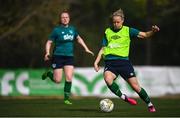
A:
130 73 134 76
52 64 56 68
69 30 73 34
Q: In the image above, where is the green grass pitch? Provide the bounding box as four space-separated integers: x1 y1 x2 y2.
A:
0 96 180 117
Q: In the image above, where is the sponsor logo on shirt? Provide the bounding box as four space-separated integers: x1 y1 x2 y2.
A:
108 44 121 48
63 34 74 40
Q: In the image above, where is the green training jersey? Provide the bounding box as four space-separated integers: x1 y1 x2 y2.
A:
49 25 78 56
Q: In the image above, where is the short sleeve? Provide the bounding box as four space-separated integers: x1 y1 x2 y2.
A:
129 28 140 38
102 33 108 46
48 28 58 41
74 28 79 39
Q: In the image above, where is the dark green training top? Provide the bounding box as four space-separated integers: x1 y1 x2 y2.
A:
49 25 78 56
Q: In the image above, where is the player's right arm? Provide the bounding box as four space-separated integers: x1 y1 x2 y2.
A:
94 47 104 72
44 40 53 61
44 28 57 61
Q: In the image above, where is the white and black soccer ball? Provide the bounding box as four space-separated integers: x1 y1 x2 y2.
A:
99 99 114 112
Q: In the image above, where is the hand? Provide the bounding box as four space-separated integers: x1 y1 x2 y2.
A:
44 53 51 61
152 25 160 33
94 63 100 72
85 49 94 56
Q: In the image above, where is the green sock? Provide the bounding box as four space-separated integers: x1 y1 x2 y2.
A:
47 71 55 82
138 88 151 104
64 81 72 101
107 81 122 98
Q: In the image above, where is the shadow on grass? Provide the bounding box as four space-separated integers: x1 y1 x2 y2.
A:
63 108 99 112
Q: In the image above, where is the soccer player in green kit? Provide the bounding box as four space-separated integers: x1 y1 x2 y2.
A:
94 8 160 112
42 10 94 105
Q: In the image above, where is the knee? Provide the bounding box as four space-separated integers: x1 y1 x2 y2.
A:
54 77 62 84
65 76 72 82
104 77 113 86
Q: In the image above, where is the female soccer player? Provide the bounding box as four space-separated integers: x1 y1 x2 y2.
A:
94 8 159 112
42 10 94 105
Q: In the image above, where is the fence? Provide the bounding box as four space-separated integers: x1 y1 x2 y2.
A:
0 67 180 97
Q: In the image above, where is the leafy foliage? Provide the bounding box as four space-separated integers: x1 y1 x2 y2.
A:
0 0 180 68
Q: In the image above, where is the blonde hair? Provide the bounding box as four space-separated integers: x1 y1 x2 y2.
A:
111 8 124 20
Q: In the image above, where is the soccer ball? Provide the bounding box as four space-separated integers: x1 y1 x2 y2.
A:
99 99 114 112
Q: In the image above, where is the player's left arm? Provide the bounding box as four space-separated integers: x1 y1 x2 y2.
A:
76 35 94 56
138 25 160 39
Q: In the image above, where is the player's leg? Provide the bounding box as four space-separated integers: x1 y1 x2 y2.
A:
42 59 54 81
42 70 52 80
42 55 63 82
127 77 156 112
42 69 64 83
63 65 74 105
42 69 63 83
104 71 122 97
53 68 63 83
104 60 122 98
104 71 136 105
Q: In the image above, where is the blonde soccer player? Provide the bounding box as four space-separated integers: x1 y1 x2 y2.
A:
94 8 159 112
